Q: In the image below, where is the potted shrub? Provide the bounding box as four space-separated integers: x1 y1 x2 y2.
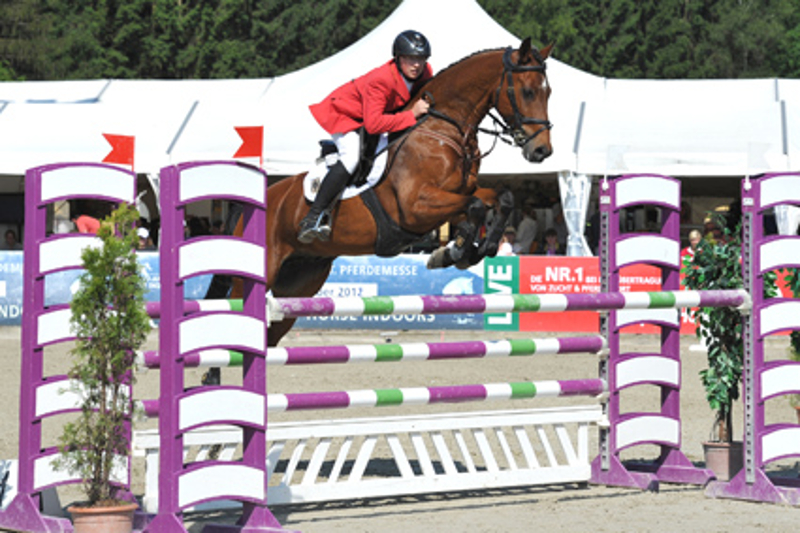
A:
682 213 777 480
54 204 151 533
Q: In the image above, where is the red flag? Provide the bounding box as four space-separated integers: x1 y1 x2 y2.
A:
233 126 263 159
102 134 135 167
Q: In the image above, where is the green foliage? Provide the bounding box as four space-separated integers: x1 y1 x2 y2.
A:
786 268 800 408
54 204 151 506
683 212 776 441
2 0 800 80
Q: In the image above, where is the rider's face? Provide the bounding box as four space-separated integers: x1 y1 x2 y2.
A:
399 55 427 80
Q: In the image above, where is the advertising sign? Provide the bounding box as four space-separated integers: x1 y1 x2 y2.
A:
294 255 483 330
483 256 519 331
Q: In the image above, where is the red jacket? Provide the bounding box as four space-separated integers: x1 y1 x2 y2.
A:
310 59 433 135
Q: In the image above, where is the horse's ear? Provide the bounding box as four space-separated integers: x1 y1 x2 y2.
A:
519 37 532 59
540 42 555 60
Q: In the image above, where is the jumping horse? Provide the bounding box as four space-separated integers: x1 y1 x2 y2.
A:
208 38 553 348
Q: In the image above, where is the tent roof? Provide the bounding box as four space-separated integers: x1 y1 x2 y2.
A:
0 0 797 180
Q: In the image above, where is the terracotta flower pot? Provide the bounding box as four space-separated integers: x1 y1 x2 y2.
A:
68 501 138 533
703 440 743 482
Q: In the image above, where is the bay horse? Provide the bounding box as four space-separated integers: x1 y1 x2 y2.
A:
210 38 553 348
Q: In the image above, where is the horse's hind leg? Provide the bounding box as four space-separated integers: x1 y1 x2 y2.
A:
268 255 335 346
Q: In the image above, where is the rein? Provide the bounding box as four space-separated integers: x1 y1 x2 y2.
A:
415 46 553 158
375 46 552 178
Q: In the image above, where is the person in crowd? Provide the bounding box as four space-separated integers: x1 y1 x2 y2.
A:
703 217 723 243
297 30 434 243
4 229 22 250
497 226 517 256
72 213 100 234
681 229 702 265
552 202 568 248
137 227 155 250
538 227 563 256
514 201 538 254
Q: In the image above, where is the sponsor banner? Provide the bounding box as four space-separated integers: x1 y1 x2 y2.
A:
0 252 23 325
294 255 483 330
516 256 797 335
483 256 519 331
0 252 211 326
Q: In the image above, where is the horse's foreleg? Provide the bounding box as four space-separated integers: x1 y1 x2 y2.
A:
427 196 485 270
477 189 514 258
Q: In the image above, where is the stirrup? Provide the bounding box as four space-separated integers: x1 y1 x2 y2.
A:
297 210 332 244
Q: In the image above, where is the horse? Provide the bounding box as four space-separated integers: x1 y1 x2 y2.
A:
209 38 553 349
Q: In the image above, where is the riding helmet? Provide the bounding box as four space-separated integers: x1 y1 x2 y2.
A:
393 30 431 59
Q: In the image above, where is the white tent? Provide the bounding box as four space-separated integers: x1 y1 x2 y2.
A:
0 0 797 189
168 0 599 177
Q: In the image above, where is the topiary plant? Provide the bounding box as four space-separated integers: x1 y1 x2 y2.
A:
54 203 151 506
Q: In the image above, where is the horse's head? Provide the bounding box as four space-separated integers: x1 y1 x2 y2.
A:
494 38 553 163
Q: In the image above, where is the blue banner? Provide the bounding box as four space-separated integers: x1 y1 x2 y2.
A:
0 252 23 325
0 252 211 325
0 252 484 329
294 255 484 330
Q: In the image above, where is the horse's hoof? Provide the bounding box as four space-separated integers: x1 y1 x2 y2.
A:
454 258 472 270
427 247 452 269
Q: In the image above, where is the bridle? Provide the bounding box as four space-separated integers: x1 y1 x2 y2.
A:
382 46 553 171
484 46 553 148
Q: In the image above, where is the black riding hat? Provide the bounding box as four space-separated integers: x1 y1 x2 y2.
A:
393 30 431 59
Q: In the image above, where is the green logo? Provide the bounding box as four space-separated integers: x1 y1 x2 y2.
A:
484 256 519 331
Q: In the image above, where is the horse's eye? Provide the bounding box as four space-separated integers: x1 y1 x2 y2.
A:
522 87 536 101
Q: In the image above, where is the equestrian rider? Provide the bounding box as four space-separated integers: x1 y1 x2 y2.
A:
297 30 434 244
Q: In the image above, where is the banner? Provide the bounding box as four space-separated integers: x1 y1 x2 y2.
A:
483 256 519 331
295 255 483 330
519 256 666 333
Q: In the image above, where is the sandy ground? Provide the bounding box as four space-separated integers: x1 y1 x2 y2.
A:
1 325 800 532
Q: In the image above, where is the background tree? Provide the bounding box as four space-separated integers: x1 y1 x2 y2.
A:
1 0 799 81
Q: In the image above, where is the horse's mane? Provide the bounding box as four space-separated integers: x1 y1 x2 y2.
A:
430 47 506 81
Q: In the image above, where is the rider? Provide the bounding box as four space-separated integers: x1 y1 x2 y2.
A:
297 30 434 244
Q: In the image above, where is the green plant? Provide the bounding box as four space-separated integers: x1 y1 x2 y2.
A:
682 213 776 442
786 269 800 409
54 204 151 506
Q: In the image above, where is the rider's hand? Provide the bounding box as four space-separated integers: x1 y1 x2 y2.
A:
412 99 430 118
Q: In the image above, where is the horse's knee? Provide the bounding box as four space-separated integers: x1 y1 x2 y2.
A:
465 196 487 224
449 221 477 263
497 189 514 216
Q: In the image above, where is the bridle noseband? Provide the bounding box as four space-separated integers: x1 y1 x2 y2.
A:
488 47 553 148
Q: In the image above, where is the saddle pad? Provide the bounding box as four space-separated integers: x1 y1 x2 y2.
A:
303 134 389 202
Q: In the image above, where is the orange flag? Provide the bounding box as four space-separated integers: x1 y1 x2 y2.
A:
233 126 263 160
102 134 135 167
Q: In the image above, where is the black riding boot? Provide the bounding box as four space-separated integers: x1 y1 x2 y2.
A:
298 161 351 244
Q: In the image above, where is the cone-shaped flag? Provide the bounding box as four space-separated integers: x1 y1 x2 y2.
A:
233 126 263 159
102 134 135 167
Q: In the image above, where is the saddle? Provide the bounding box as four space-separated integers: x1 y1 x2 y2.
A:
302 130 426 256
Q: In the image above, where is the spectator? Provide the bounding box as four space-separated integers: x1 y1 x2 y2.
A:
681 229 702 264
137 227 155 250
497 227 516 256
538 228 563 256
72 214 100 235
4 229 22 250
514 201 538 254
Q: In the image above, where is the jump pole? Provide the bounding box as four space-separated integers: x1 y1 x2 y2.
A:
138 335 608 368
